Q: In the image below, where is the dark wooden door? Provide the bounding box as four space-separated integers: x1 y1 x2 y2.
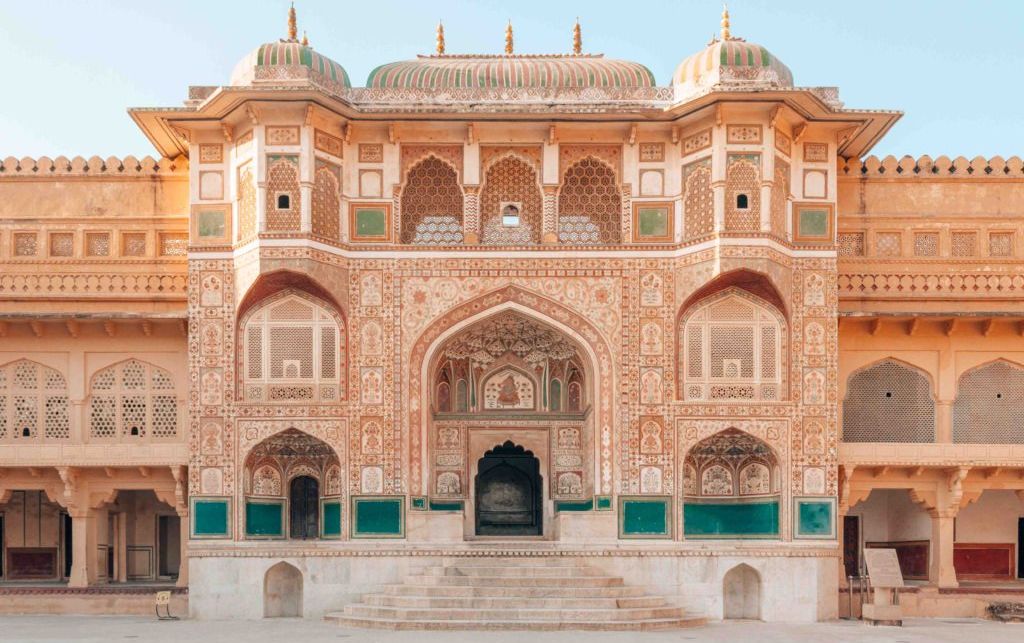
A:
843 515 860 578
62 513 72 578
1018 518 1024 579
289 476 320 539
475 441 542 536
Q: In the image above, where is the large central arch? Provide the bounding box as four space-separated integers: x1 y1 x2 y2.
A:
406 286 617 503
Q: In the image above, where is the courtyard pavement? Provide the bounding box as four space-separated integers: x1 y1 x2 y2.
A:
0 616 1020 643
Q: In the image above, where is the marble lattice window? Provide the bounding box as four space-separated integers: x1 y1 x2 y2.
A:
913 232 938 257
159 233 188 256
837 232 865 257
88 359 178 439
951 231 977 257
85 232 110 257
989 232 1013 257
558 157 622 244
680 290 784 402
843 359 935 443
0 360 69 440
400 156 464 245
952 361 1024 444
242 292 345 403
874 232 901 257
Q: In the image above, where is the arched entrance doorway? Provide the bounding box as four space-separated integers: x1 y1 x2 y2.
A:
289 476 319 540
475 441 542 536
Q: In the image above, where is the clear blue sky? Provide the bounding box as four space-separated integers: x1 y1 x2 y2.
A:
1 0 1021 158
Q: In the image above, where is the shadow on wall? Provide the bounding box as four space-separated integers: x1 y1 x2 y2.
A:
264 561 303 618
723 563 761 620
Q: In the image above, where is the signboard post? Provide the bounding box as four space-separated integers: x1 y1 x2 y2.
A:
862 548 904 626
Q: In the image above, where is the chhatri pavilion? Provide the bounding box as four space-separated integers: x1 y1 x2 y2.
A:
1 6 1023 626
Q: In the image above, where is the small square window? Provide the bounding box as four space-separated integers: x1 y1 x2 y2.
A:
736 194 750 210
276 193 292 210
500 202 521 227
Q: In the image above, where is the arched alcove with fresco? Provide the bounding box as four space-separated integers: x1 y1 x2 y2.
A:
243 429 342 541
683 429 781 539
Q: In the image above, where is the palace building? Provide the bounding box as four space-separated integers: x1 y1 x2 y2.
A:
1 7 1023 626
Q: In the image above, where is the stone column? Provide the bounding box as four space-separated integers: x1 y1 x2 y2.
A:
254 125 267 233
542 185 559 244
67 507 99 588
935 400 954 443
299 181 313 233
463 186 480 244
929 511 959 588
711 180 727 232
176 507 189 588
115 511 127 583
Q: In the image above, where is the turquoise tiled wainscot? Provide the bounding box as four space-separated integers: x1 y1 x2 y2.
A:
351 496 404 538
244 497 286 539
190 496 231 539
618 496 672 539
793 496 836 539
683 497 780 539
320 497 343 539
428 499 464 512
555 498 594 513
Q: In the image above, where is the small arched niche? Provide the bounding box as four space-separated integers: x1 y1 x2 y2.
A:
723 563 761 620
263 561 302 618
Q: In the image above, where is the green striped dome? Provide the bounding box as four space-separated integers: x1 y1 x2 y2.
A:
231 41 351 87
673 38 792 90
367 54 656 90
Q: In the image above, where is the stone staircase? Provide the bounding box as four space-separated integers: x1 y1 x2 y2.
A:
325 556 706 630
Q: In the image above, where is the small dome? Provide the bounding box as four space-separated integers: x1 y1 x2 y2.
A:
367 54 655 90
672 10 792 100
230 41 351 88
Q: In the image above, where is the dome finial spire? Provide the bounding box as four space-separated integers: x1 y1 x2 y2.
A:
436 21 446 55
505 20 514 55
720 3 731 41
287 3 298 42
301 30 308 46
572 18 582 55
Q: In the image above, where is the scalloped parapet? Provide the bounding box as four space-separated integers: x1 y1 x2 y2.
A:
0 155 188 177
843 155 1024 178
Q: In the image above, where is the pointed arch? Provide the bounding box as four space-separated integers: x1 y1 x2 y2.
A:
263 561 303 617
558 155 621 244
479 153 543 245
407 285 615 497
723 563 762 619
953 359 1024 444
87 359 177 439
400 154 465 245
0 359 69 440
684 428 781 538
238 286 347 403
843 358 935 443
678 285 787 402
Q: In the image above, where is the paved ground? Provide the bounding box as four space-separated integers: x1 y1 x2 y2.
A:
0 616 1020 642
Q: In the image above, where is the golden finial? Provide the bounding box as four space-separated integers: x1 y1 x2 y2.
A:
436 21 445 55
287 3 298 41
572 18 582 55
301 30 309 46
720 4 731 41
505 20 514 55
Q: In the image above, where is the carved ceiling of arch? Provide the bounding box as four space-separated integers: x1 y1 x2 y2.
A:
440 310 580 366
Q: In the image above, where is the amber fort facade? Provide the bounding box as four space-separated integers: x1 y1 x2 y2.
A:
1 7 1023 627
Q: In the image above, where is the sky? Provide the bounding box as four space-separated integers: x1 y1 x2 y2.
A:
0 0 1021 159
